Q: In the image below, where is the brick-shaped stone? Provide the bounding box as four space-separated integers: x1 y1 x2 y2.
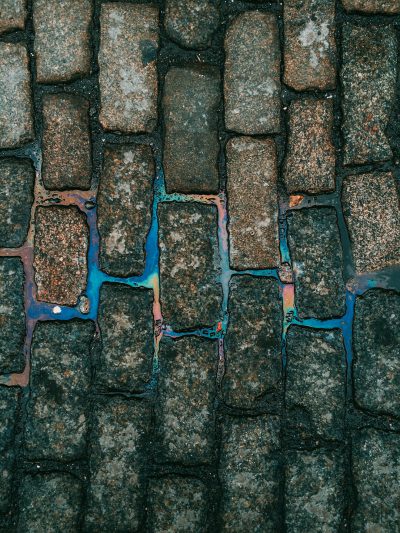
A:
219 416 281 532
163 67 220 193
342 0 400 14
0 0 26 33
97 145 154 276
42 94 91 190
34 206 89 306
33 0 92 83
99 4 158 133
342 24 397 165
222 277 282 408
288 207 346 318
0 159 34 248
225 12 280 134
342 172 400 274
0 388 18 514
284 0 336 91
227 136 280 269
159 203 221 330
284 99 336 194
0 43 33 148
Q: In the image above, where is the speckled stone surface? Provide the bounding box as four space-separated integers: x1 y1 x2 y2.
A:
0 0 26 33
342 0 400 13
0 387 18 514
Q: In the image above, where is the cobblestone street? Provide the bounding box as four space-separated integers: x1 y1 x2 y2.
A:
0 0 399 531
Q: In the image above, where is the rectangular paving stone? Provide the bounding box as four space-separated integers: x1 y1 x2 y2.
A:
287 207 346 319
41 93 91 190
99 3 158 133
95 284 153 392
0 387 18 514
0 0 26 33
33 0 92 83
0 159 34 248
97 144 154 276
222 276 282 408
341 24 397 165
156 337 217 465
158 202 221 330
163 66 220 193
224 11 280 134
0 43 33 148
219 415 281 532
286 327 346 441
34 206 89 306
85 399 151 531
342 172 400 274
25 321 94 460
342 0 400 13
284 0 336 91
0 258 25 373
226 136 280 269
284 98 336 194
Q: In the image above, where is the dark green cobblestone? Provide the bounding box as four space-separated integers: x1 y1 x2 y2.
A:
0 387 18 515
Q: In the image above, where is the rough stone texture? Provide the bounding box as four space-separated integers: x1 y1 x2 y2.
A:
0 43 33 148
0 159 34 248
224 11 280 134
353 290 400 418
163 67 220 193
97 144 154 276
284 98 336 194
342 172 400 274
85 399 151 531
219 416 281 532
34 206 89 306
342 0 400 14
96 284 153 391
0 388 18 514
33 0 92 83
286 327 346 441
41 94 91 190
352 429 400 532
159 203 221 330
165 0 219 49
0 0 26 33
226 136 280 269
156 337 217 465
17 473 82 532
288 207 346 319
222 277 282 408
285 449 346 532
99 3 158 133
342 24 397 166
147 477 208 533
0 258 25 373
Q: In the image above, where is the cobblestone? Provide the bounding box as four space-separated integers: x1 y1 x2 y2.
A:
0 0 26 33
342 0 400 13
0 388 18 514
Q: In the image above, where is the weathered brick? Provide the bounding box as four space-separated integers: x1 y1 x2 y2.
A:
97 145 154 276
0 388 18 514
0 43 33 148
342 24 397 165
222 277 282 408
288 207 346 318
33 0 92 83
95 284 153 392
342 172 400 274
284 99 336 194
99 3 158 133
225 12 280 134
226 136 279 269
41 94 91 190
0 0 26 33
85 399 151 531
156 337 217 464
353 290 400 418
352 429 400 532
163 66 220 193
0 159 34 248
286 327 346 441
219 416 281 532
147 477 208 532
284 0 336 91
342 0 400 14
165 0 219 49
285 449 346 532
34 206 89 306
159 203 221 330
17 473 82 532
0 258 25 373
